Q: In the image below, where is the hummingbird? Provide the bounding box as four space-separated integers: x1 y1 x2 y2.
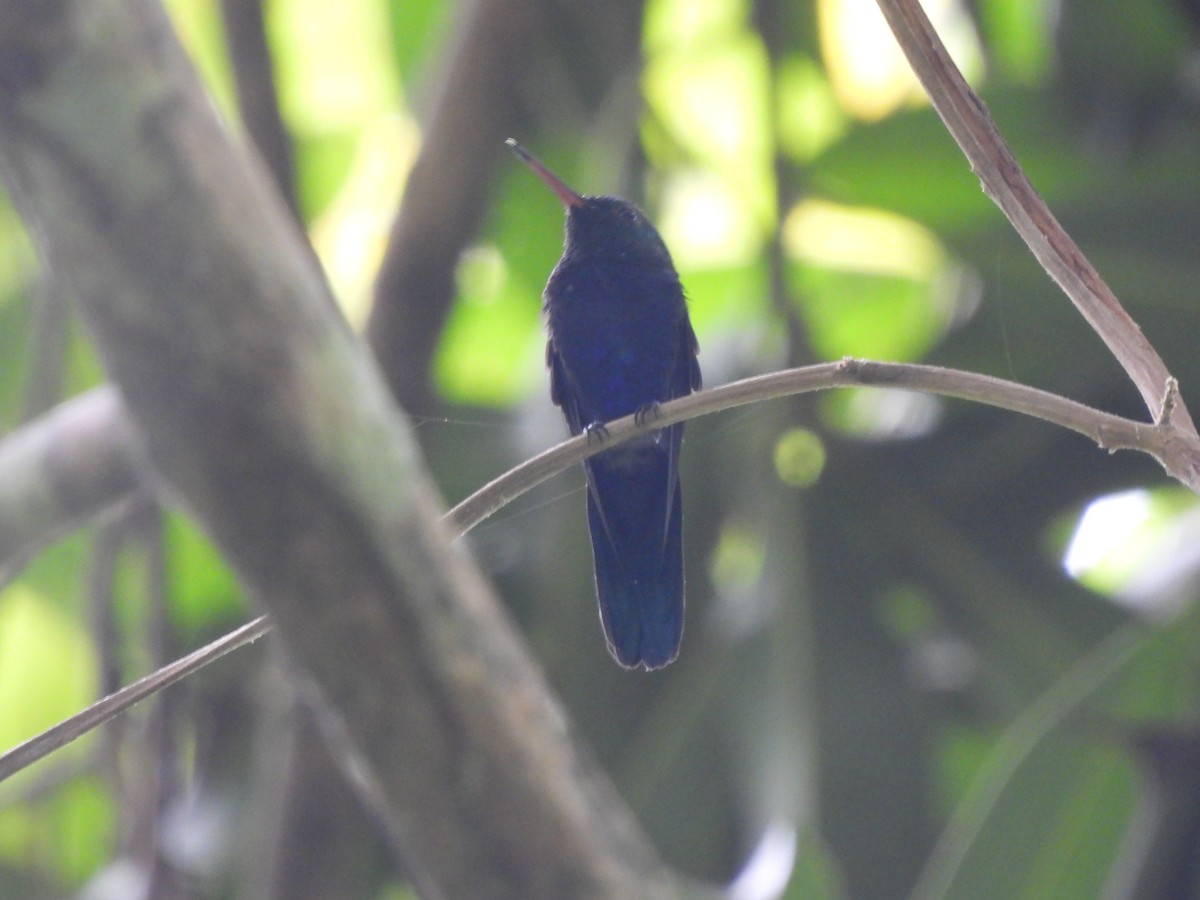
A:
507 139 701 670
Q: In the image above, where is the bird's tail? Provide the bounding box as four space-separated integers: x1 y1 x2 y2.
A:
585 445 684 670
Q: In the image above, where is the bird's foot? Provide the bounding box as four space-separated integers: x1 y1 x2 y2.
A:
584 421 610 444
633 402 662 426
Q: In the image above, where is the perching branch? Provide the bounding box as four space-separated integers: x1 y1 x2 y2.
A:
0 354 1177 783
0 354 1170 573
446 357 1169 534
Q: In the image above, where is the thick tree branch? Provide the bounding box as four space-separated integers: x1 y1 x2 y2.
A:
0 386 147 568
0 3 675 898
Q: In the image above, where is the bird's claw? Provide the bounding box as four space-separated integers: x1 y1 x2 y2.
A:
584 422 610 444
633 403 662 426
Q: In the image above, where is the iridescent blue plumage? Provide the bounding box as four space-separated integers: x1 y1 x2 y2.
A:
509 140 701 670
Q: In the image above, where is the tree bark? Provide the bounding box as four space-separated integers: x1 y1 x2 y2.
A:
0 2 676 897
0 386 146 566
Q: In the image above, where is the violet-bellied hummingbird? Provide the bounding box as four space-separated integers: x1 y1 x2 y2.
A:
507 139 701 670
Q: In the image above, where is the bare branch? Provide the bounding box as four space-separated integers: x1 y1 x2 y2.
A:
365 0 648 411
448 357 1174 535
1 354 1185 786
0 616 270 784
366 0 539 411
873 0 1197 439
219 0 299 218
0 352 1174 573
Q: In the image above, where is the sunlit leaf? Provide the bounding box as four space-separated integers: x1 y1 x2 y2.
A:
818 0 982 121
773 427 826 488
270 0 400 131
1061 488 1199 609
675 260 770 332
309 115 419 325
790 264 948 360
976 0 1053 83
384 0 452 86
782 199 963 362
644 0 749 52
45 778 115 887
0 586 95 753
776 56 847 163
643 4 775 234
659 169 765 269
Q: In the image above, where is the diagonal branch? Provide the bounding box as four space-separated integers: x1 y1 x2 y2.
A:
219 0 298 218
366 0 539 411
0 615 270 784
873 0 1197 440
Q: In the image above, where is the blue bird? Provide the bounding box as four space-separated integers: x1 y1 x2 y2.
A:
508 140 701 670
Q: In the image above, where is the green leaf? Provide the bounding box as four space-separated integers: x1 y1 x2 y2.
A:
0 585 95 758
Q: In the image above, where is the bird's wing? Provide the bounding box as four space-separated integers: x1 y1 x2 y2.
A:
679 316 702 393
546 338 585 435
657 314 701 552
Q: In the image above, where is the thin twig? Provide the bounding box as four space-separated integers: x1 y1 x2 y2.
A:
445 358 1163 534
0 616 270 784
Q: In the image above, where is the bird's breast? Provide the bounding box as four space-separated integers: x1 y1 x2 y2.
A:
546 261 686 423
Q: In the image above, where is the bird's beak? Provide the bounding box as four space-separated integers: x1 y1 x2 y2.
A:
506 139 584 208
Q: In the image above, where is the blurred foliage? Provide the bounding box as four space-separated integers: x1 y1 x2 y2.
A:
5 0 1200 897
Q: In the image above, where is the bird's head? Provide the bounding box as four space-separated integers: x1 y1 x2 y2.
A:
507 139 672 267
